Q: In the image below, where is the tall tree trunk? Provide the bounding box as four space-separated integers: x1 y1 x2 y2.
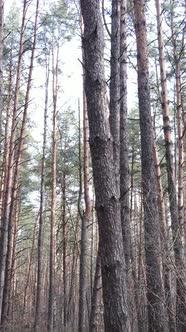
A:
153 133 175 331
79 13 91 329
78 97 87 332
0 0 26 320
120 1 138 329
120 0 130 277
133 0 168 330
34 36 49 332
110 0 120 190
78 213 87 332
48 36 58 332
80 1 130 331
155 0 186 328
1 0 39 323
61 171 67 328
0 0 4 152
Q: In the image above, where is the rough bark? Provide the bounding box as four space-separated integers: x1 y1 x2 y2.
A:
133 0 168 330
80 1 130 331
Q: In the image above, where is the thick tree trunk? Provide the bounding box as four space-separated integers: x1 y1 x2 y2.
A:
133 0 168 330
80 1 130 331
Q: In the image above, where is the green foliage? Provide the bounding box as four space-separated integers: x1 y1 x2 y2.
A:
39 0 76 44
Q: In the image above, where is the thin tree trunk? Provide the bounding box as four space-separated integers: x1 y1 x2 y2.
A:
120 0 130 276
153 133 175 331
120 1 137 329
89 245 101 332
0 0 4 152
133 0 168 330
61 171 67 329
78 213 87 332
155 0 186 328
67 212 79 326
1 0 39 323
0 49 13 222
110 0 120 190
0 0 26 320
23 215 38 312
7 195 20 321
79 12 91 328
80 1 130 331
78 96 87 332
48 35 58 332
34 37 49 332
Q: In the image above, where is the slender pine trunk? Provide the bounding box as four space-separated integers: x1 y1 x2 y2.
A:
34 32 49 332
134 0 168 330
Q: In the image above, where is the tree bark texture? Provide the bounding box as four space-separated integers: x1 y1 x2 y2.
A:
80 1 130 331
134 0 168 330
